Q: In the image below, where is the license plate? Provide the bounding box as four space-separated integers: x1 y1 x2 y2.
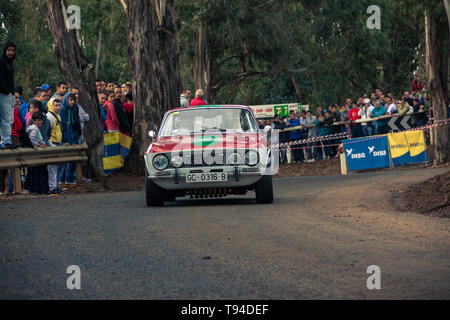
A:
186 172 228 183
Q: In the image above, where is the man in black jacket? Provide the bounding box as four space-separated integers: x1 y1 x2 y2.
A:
0 40 17 149
113 87 131 135
272 115 288 165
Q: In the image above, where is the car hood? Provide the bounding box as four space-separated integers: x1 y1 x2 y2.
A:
148 132 267 154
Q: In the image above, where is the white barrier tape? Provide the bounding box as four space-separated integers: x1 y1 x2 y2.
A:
274 132 349 148
271 118 450 148
339 119 450 146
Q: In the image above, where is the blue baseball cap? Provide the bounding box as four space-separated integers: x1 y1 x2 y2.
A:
41 84 51 90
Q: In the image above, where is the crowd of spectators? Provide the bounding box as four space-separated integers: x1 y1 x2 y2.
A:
0 39 135 195
0 79 134 195
258 86 431 164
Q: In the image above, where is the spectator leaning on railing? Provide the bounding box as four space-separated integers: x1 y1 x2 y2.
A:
24 111 49 194
349 102 362 138
316 111 333 159
304 110 317 162
286 110 304 163
358 99 375 137
397 98 412 116
412 97 427 127
46 98 66 195
58 93 81 185
370 101 388 134
272 115 288 165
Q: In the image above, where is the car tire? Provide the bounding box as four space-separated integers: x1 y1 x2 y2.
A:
145 168 165 207
255 175 273 204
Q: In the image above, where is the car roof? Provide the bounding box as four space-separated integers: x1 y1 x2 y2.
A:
167 105 251 113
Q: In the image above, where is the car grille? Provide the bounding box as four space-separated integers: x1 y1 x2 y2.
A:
168 149 249 167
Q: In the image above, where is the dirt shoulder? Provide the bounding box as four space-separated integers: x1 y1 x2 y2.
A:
392 165 450 218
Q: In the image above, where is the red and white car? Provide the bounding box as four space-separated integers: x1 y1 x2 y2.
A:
144 105 274 206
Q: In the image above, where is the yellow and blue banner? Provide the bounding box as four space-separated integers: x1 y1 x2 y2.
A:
388 131 427 166
103 132 132 174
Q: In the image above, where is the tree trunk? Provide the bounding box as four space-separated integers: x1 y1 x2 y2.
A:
424 10 449 165
444 0 450 102
124 0 181 175
95 30 102 79
193 20 211 101
46 0 106 186
290 73 303 103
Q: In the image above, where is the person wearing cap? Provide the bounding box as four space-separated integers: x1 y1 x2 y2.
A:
358 99 375 137
0 40 17 149
41 83 53 99
190 89 208 107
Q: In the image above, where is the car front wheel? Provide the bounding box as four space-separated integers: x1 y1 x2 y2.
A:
255 175 273 204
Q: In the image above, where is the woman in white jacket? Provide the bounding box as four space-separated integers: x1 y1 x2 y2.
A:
358 99 375 137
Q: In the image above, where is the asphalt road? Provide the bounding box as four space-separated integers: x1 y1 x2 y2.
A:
1 167 449 299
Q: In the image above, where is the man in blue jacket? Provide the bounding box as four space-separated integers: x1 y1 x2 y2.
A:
286 111 304 163
370 101 388 135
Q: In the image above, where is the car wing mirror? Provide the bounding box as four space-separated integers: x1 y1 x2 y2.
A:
148 130 156 139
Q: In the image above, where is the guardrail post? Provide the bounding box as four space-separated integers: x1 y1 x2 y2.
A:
339 144 348 175
13 168 22 194
76 163 83 183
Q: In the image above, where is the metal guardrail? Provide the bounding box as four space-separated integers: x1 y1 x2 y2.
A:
0 143 88 169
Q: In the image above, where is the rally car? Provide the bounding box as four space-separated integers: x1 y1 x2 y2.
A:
144 105 274 206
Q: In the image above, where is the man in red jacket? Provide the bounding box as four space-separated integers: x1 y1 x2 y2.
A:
411 73 424 94
190 89 208 107
348 102 362 138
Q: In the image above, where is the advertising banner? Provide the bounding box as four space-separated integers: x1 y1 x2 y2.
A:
249 103 306 118
388 131 428 165
343 135 391 171
387 132 410 165
103 132 132 174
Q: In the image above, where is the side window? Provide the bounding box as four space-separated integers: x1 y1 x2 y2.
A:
240 110 249 131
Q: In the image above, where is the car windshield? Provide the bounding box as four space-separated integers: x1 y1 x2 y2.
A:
159 108 258 136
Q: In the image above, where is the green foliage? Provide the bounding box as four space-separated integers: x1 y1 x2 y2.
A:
1 0 444 108
0 0 128 98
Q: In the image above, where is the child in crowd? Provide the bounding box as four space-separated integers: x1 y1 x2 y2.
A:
26 99 52 146
24 111 49 194
25 99 40 127
46 98 66 194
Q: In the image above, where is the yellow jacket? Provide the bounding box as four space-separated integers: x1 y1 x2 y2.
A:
47 98 62 144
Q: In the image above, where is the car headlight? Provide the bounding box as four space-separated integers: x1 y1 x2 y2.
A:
227 152 243 165
171 155 184 168
245 150 259 166
152 154 169 170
